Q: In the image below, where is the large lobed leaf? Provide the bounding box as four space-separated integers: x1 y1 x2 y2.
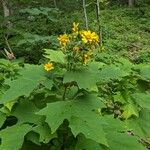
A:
139 65 150 80
63 69 98 92
12 100 42 124
103 116 146 150
75 134 103 150
0 124 32 150
126 109 150 139
132 93 150 110
38 94 108 146
0 65 46 104
106 132 146 150
98 65 128 82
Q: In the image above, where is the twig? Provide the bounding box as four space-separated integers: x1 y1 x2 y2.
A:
4 36 13 53
1 36 15 60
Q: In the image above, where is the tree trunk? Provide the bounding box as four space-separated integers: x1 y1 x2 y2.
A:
1 0 12 29
53 0 57 8
128 0 134 7
0 0 15 60
95 0 102 45
83 0 88 30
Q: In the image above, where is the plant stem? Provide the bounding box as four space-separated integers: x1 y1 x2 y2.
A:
62 85 68 101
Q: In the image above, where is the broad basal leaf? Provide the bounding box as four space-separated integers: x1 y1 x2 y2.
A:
103 115 146 150
12 100 42 124
63 69 98 92
33 122 57 143
0 124 32 150
0 65 46 104
38 101 71 133
102 115 125 132
132 93 150 110
38 94 107 146
70 115 107 146
41 78 53 90
106 132 146 150
138 109 150 137
126 109 150 140
117 58 134 73
125 119 145 138
75 134 103 150
26 131 40 146
138 64 150 80
98 65 128 83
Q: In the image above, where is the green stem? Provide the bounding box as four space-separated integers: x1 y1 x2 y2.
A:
62 85 68 101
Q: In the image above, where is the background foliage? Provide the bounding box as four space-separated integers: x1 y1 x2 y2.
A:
0 0 150 149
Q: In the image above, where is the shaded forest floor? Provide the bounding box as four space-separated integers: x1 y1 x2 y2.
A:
0 5 150 64
64 6 150 64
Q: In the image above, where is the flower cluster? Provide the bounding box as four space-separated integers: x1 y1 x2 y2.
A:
44 22 100 71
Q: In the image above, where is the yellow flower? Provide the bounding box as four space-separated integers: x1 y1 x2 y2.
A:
44 63 54 71
80 30 99 44
83 53 91 64
58 34 70 47
72 22 79 34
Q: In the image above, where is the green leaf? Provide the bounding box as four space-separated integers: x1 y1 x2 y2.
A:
0 65 45 104
66 85 78 99
132 93 150 110
4 101 16 112
98 65 128 82
0 124 32 150
106 132 146 150
122 103 139 119
12 100 42 124
117 58 134 73
0 59 10 65
38 101 71 133
0 112 6 128
41 78 53 90
126 109 150 139
75 134 103 150
139 65 150 80
88 62 105 72
38 94 107 146
113 92 126 104
102 115 125 132
26 131 40 146
33 122 57 143
63 69 98 92
44 49 66 64
103 116 146 149
70 115 107 146
138 109 150 137
125 119 145 138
